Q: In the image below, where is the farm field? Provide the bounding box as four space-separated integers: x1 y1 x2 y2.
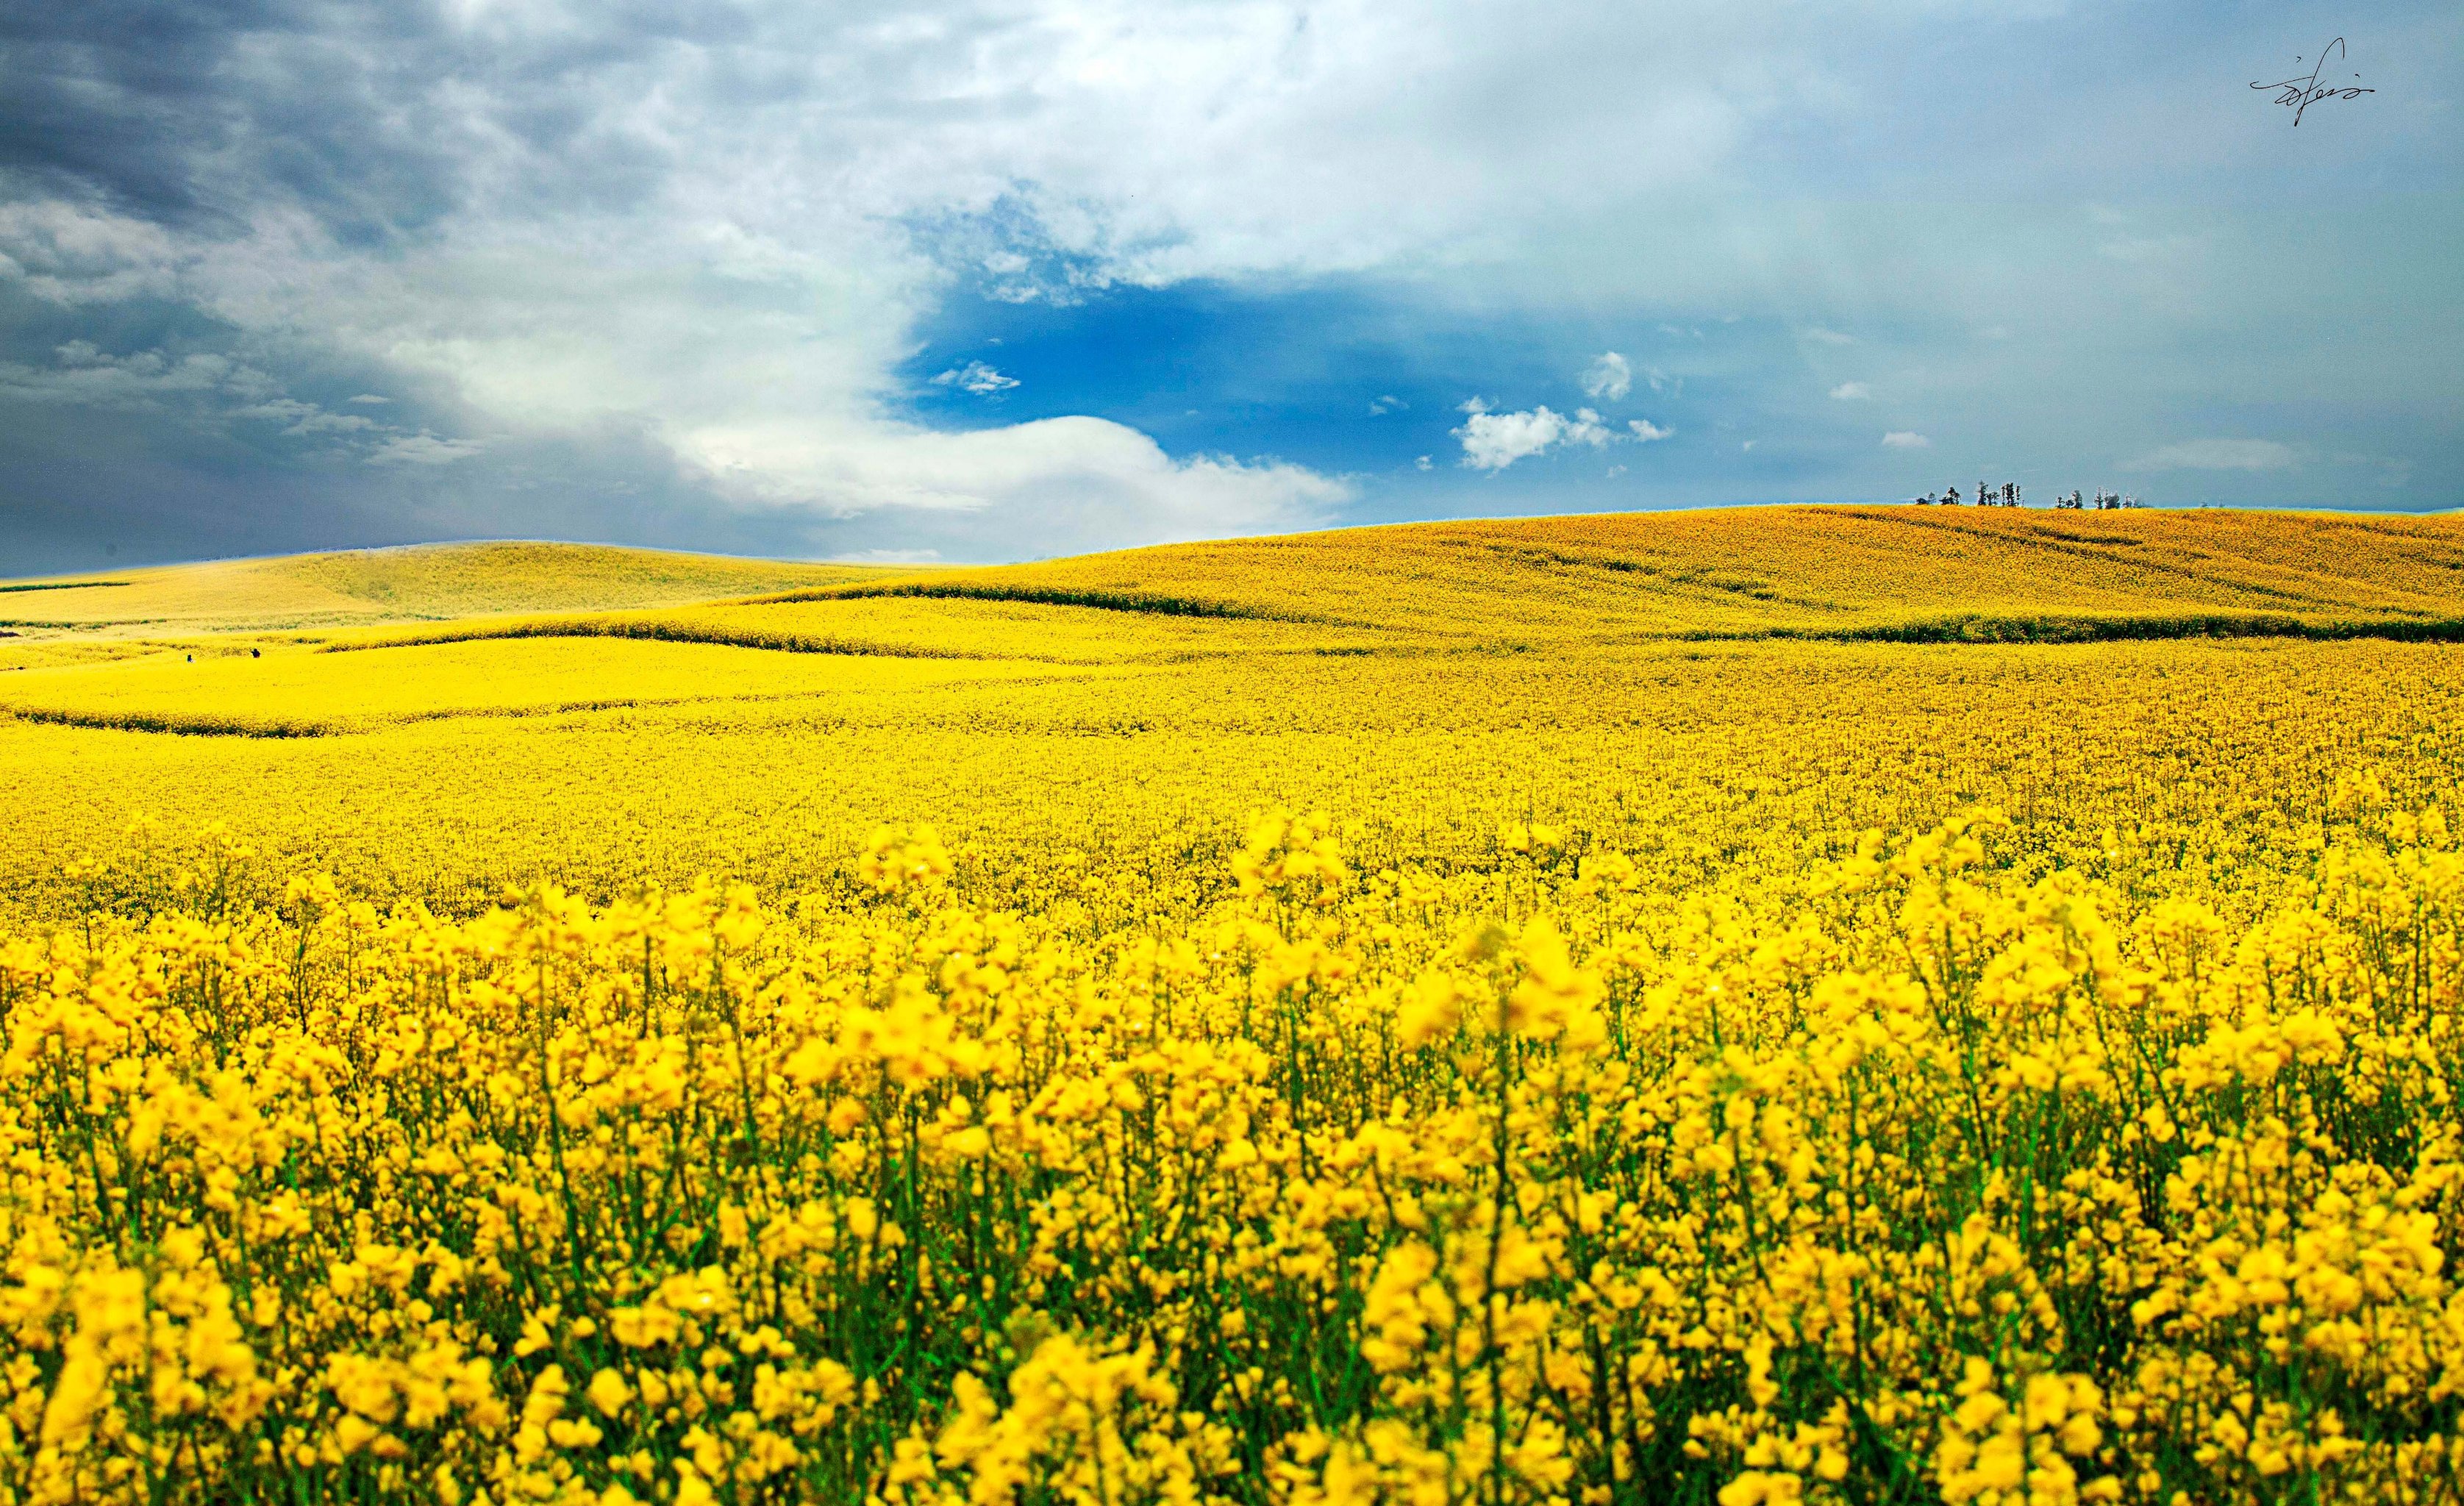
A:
3 506 2463 1506
0 542 896 654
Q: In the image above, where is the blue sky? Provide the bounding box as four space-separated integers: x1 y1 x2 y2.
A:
0 0 2455 571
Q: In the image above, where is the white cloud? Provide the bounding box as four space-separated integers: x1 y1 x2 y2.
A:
0 200 184 305
284 411 381 435
677 414 1346 552
0 340 460 458
2 345 248 405
1580 352 1632 402
1453 401 1617 471
0 343 327 427
1414 454 1432 471
368 432 487 465
172 0 1794 324
234 399 379 435
193 215 1352 554
932 360 1019 395
1882 431 1930 449
347 393 392 404
1627 418 1671 441
901 8 1793 290
1829 381 1871 401
2121 438 2296 472
1804 328 1854 346
1369 394 1406 415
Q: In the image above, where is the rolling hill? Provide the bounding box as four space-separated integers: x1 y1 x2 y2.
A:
789 505 2464 640
0 540 899 637
1 506 2458 736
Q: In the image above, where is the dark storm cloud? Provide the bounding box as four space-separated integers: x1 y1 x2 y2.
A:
0 1 457 240
0 0 276 222
0 0 738 245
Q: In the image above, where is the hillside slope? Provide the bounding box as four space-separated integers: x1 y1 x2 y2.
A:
0 541 900 636
4 508 2459 735
787 506 2464 640
357 507 2464 668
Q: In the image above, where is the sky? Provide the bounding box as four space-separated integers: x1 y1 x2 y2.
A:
0 1 2456 572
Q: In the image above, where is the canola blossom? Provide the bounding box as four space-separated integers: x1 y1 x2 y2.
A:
5 802 2464 1506
3 512 2464 1505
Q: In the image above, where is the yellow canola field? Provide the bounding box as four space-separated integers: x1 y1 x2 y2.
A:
0 543 892 638
4 510 2464 1506
0 638 1080 737
344 596 1386 668
96 507 2462 679
810 506 2464 640
7 635 2460 924
8 804 2464 1506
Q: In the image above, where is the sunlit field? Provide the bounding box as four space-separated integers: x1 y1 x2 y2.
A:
4 507 2463 1506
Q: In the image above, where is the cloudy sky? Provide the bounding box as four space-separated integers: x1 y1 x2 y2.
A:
1 1 2455 571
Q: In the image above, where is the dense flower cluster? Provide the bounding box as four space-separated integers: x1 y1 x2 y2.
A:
4 802 2461 1505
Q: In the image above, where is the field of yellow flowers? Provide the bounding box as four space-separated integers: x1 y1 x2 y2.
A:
4 507 2464 1506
